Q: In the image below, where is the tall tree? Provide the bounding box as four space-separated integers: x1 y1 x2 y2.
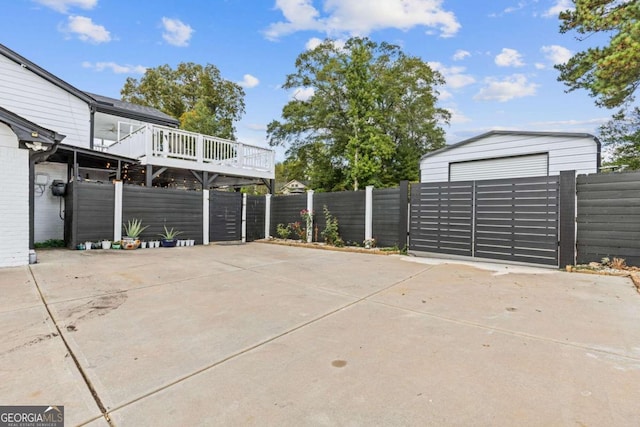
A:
599 107 640 169
556 0 640 109
267 37 449 191
121 62 245 139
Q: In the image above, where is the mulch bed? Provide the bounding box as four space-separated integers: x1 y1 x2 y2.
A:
256 238 401 255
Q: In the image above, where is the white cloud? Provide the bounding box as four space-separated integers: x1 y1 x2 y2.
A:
535 63 546 70
265 0 460 40
62 16 111 43
543 0 573 18
237 74 260 88
82 61 146 74
305 37 346 51
452 49 470 61
541 44 572 65
474 74 539 102
495 48 525 67
292 87 315 101
428 62 476 89
33 0 96 13
438 89 453 101
445 107 471 124
161 17 194 47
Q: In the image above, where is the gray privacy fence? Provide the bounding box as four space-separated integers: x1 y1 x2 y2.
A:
576 171 640 265
269 183 408 248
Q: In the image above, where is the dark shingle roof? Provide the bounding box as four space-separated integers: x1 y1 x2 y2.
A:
86 92 179 127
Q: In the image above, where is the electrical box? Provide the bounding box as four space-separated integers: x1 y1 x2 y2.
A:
51 180 67 197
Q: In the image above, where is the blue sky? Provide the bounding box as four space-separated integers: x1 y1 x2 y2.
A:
1 0 611 160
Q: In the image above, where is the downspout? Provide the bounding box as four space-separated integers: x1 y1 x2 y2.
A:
594 136 602 171
28 138 63 252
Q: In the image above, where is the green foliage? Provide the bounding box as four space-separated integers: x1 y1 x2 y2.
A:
267 37 449 191
123 218 149 238
159 226 183 240
556 0 640 108
599 107 640 169
290 222 306 240
34 239 65 248
276 223 291 239
320 205 343 246
121 62 245 139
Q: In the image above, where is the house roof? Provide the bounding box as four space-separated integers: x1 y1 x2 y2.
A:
421 130 598 160
0 105 65 145
0 43 179 127
87 92 180 127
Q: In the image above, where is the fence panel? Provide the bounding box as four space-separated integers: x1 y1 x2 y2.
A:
246 195 265 242
270 194 307 238
123 186 203 244
314 191 365 245
372 187 402 248
474 176 559 266
577 172 640 265
68 181 114 246
409 181 474 256
209 191 242 242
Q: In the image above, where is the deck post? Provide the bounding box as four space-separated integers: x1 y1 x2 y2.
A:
365 186 373 243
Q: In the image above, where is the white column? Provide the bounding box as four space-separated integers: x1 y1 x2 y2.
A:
365 185 373 243
203 189 210 245
114 181 123 241
265 194 272 238
241 193 247 243
306 189 314 243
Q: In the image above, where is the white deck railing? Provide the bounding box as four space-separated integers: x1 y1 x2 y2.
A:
106 124 274 176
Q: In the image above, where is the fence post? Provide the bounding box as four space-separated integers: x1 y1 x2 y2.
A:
306 190 314 243
203 189 210 245
365 186 373 243
114 181 123 242
559 170 576 268
265 194 272 239
241 193 247 243
399 180 409 250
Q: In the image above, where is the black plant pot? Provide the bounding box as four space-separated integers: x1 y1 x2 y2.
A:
161 239 177 247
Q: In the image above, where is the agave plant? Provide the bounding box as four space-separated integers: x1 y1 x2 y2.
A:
123 218 149 239
159 225 183 240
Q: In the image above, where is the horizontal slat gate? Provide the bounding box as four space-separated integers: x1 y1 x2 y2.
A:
410 176 559 266
409 181 473 256
474 176 559 266
209 192 242 242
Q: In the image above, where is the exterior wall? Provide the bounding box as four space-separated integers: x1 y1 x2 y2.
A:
420 134 598 182
0 54 90 148
34 162 67 243
0 124 29 267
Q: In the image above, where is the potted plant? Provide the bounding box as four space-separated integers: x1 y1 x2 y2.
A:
122 218 149 250
101 239 111 250
111 240 121 250
159 226 182 247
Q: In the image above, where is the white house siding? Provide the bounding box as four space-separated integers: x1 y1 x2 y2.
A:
420 133 598 182
0 54 90 148
0 124 29 267
34 162 67 243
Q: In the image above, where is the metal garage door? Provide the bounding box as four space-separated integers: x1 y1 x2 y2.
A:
450 153 548 181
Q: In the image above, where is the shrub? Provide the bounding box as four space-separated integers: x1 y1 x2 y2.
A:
321 205 342 246
276 223 291 239
290 221 306 240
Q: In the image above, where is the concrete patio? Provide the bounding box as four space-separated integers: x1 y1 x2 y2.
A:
1 243 639 426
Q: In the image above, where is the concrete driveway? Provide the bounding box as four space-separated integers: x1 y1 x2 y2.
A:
1 243 639 426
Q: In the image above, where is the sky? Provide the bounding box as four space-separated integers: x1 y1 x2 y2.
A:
0 0 613 161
